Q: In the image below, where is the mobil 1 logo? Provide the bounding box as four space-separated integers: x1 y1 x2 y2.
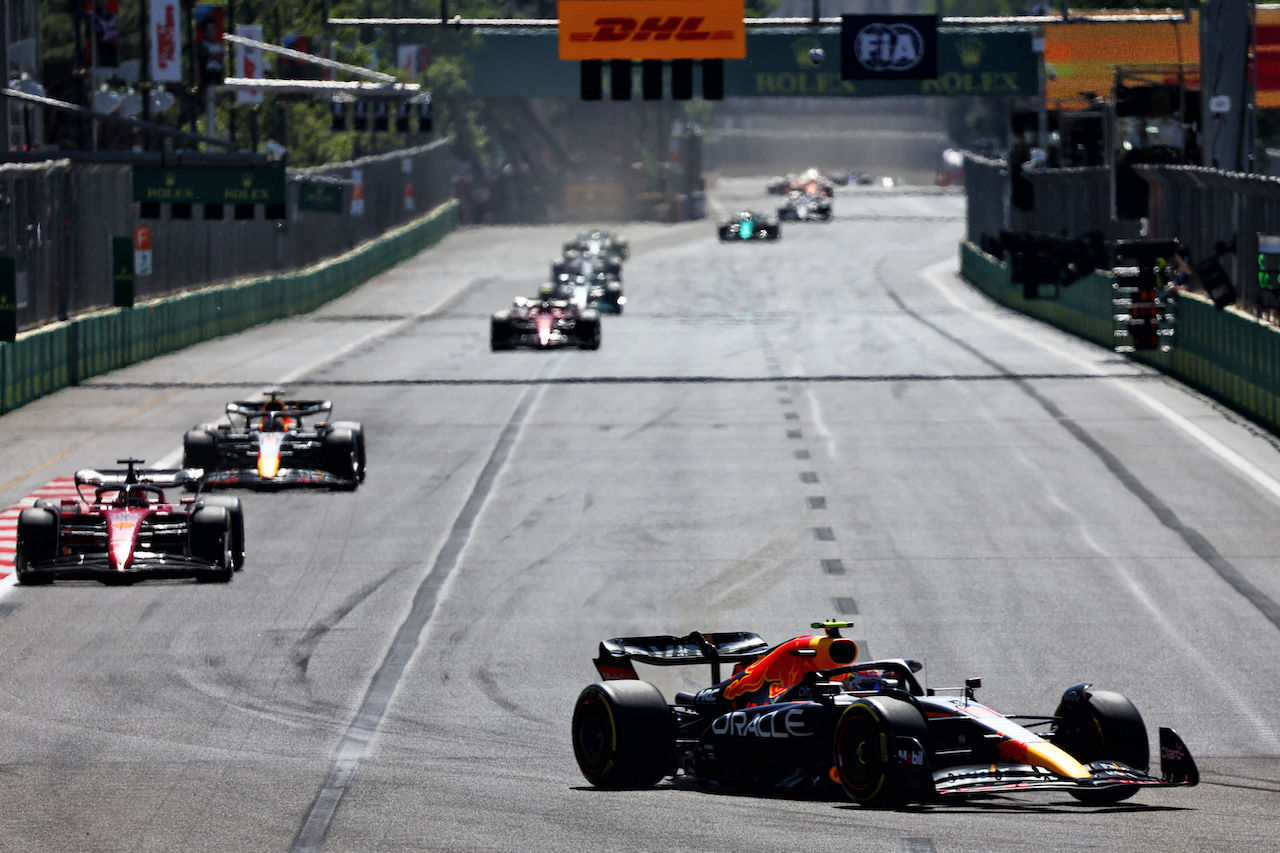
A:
840 14 938 81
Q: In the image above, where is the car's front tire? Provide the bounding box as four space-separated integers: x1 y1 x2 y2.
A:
193 496 246 570
15 506 58 585
189 506 233 583
1052 687 1148 804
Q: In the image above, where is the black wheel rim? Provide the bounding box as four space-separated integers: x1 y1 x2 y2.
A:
837 711 883 795
573 696 610 774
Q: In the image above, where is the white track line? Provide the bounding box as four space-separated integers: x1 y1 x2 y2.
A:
921 258 1280 504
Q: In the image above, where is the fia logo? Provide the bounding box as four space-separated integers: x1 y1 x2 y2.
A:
854 23 926 73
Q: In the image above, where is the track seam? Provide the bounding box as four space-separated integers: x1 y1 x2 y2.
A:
288 357 558 853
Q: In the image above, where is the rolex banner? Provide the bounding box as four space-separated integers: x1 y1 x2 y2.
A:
841 14 938 81
149 0 183 81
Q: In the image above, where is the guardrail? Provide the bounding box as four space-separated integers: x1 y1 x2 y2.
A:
0 199 458 415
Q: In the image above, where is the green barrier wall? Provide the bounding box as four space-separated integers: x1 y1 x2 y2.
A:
0 200 458 415
960 240 1280 435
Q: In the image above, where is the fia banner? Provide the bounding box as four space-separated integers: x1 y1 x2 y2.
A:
149 0 183 82
236 24 265 104
840 15 938 81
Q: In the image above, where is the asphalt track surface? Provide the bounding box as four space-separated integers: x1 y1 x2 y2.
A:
0 178 1278 852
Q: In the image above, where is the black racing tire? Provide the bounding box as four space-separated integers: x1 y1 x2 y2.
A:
183 428 219 474
577 314 602 350
717 226 731 242
189 506 233 583
322 428 360 489
194 496 246 570
15 506 58 585
834 696 930 807
572 680 675 789
491 315 515 351
766 224 782 241
330 421 367 482
1052 689 1149 804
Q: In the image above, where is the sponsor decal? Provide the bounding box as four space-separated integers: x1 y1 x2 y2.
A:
711 707 812 739
898 743 927 767
558 0 746 60
150 0 183 82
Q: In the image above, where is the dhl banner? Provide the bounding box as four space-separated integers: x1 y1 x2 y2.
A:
557 0 746 60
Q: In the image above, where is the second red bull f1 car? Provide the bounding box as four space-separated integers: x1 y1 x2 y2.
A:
183 390 366 490
572 622 1199 806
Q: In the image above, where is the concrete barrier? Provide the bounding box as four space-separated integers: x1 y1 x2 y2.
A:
0 200 458 415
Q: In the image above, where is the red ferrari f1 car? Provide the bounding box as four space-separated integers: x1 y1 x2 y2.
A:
572 621 1199 806
13 459 245 585
491 292 601 350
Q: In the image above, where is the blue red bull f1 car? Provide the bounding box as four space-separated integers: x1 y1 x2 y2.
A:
572 621 1199 806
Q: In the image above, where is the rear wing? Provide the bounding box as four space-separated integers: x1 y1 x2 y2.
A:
75 467 203 489
226 400 333 423
594 631 770 684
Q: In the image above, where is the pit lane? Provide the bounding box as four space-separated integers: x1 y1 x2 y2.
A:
0 179 1276 852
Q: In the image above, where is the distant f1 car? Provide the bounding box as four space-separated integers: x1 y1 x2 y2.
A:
718 212 781 242
572 621 1198 806
554 249 623 282
13 458 244 585
183 390 366 490
767 169 836 197
777 191 832 222
563 229 629 260
552 272 625 314
491 292 601 350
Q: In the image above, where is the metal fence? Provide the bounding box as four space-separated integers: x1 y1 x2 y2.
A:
0 140 454 332
963 155 1280 314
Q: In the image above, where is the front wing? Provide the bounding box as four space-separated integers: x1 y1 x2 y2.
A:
201 466 355 489
933 727 1198 797
22 552 227 581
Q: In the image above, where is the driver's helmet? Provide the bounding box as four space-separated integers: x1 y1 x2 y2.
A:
262 398 292 431
741 212 754 220
113 486 149 507
843 669 888 692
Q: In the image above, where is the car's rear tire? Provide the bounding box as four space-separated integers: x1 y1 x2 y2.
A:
15 506 58 585
1052 687 1148 804
572 681 675 789
194 496 246 570
189 506 232 583
834 696 930 807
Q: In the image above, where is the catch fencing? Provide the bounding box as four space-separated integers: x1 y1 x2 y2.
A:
963 154 1280 316
0 140 454 332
